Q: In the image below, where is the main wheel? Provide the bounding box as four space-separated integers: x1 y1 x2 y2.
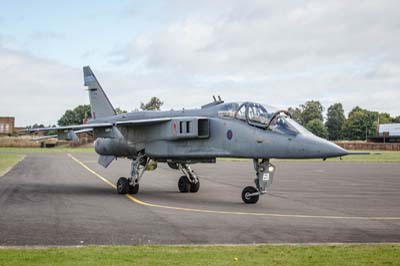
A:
129 184 139 194
178 176 191 193
190 180 200 193
242 186 259 204
117 177 129 194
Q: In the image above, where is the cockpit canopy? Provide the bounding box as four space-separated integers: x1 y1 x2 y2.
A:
218 102 308 136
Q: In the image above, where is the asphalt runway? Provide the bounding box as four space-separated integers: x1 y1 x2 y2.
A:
0 152 400 245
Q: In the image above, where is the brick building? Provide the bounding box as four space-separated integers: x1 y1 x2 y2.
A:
0 117 15 135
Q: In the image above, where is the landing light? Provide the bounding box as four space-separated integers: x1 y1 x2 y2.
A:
268 166 275 173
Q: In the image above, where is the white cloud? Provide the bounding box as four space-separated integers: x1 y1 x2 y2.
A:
1 1 400 127
114 0 400 116
0 47 82 126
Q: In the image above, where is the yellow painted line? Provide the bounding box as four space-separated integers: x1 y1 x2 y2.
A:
67 153 400 221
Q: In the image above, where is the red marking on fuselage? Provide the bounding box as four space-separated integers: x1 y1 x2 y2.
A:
172 122 177 136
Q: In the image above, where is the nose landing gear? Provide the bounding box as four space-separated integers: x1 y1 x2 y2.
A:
241 158 275 204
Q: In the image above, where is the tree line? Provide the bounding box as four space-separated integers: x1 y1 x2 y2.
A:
288 101 400 140
32 97 399 141
57 97 164 126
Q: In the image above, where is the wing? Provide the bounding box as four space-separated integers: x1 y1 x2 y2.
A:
116 117 172 126
25 123 112 142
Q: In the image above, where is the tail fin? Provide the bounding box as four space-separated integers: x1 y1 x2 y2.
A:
83 66 116 119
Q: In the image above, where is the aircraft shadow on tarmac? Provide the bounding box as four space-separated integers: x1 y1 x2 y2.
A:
17 183 115 196
136 189 257 208
18 181 250 208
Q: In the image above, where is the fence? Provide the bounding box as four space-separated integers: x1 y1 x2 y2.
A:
334 141 400 151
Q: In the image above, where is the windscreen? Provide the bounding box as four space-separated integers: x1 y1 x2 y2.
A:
268 114 300 135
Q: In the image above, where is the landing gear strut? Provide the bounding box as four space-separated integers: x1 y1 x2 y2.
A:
241 159 275 204
117 154 148 195
177 163 200 193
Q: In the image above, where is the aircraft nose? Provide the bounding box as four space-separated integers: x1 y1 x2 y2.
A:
319 138 348 158
296 134 349 158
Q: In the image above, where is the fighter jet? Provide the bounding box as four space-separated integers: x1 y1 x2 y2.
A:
28 66 348 204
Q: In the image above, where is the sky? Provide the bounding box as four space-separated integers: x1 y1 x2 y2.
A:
0 0 399 126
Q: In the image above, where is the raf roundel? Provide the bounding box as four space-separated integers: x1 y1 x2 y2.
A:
227 129 233 140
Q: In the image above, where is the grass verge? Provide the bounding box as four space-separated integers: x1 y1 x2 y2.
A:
0 146 94 154
1 147 400 162
0 154 24 176
219 150 400 163
0 244 398 266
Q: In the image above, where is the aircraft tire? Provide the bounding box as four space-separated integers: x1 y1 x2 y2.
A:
117 177 129 194
178 176 191 193
129 184 139 194
242 186 259 204
190 180 200 193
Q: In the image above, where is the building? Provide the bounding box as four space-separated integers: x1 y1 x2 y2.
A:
0 117 15 135
368 123 400 143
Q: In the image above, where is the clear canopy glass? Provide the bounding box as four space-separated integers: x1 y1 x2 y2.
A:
217 102 304 136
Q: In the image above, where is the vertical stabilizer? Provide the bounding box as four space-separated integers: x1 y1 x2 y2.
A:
83 66 116 119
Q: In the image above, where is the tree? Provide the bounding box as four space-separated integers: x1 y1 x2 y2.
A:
115 107 128 114
305 119 329 139
325 103 346 140
288 107 303 124
140 97 164 111
378 112 392 124
288 100 324 126
300 100 324 125
393 116 400 123
58 105 91 126
342 107 378 140
31 123 45 128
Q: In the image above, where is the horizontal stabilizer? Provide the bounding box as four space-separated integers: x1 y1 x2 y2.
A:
31 128 94 142
25 123 112 133
32 135 58 141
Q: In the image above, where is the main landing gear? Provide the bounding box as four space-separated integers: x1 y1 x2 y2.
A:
242 159 275 204
117 154 148 195
177 163 200 193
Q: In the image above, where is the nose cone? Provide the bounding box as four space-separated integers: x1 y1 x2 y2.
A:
318 138 349 158
294 134 349 159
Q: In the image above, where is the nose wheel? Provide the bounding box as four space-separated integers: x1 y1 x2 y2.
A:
241 186 259 204
241 159 275 204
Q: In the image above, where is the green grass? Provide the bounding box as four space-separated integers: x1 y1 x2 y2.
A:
0 146 94 154
219 150 400 163
320 150 400 162
1 147 400 162
0 245 398 266
0 154 24 176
